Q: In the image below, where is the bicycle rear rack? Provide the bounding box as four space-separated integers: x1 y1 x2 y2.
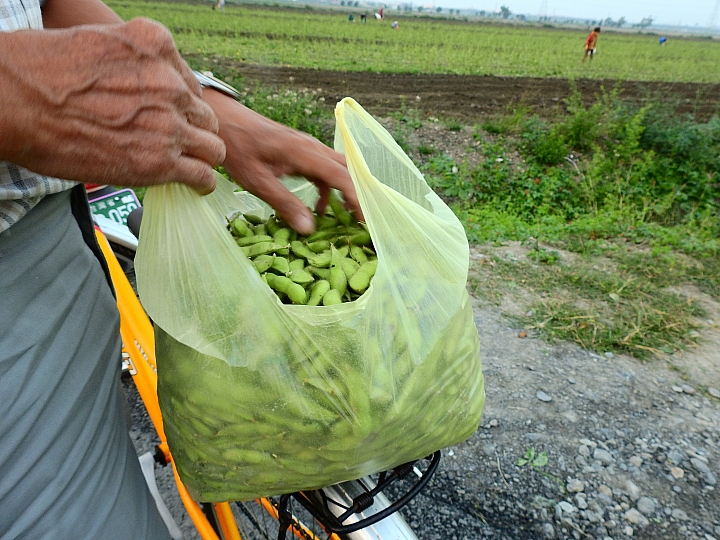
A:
276 451 441 539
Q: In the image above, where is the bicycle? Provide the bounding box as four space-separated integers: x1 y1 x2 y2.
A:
90 187 440 540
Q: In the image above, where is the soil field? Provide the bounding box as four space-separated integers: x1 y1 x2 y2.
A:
188 55 720 121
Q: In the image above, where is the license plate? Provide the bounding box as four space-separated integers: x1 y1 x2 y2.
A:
88 189 140 226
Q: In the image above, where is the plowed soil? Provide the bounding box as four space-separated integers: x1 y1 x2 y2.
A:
191 55 720 121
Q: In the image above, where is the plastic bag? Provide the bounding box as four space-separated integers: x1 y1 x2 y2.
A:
135 98 485 502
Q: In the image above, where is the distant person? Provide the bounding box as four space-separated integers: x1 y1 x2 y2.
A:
374 12 382 20
379 5 385 19
391 20 399 29
361 12 367 22
348 13 355 21
582 26 600 63
659 36 667 45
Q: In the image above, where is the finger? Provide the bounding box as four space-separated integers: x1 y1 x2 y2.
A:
315 185 329 216
180 123 226 169
293 150 364 222
184 94 220 134
169 156 218 195
240 167 317 235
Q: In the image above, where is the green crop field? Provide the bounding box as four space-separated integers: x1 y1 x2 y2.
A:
107 0 720 83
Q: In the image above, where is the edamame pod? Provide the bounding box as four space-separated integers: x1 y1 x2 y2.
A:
322 289 342 306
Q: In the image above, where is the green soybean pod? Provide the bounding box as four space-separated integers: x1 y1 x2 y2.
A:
247 242 285 257
329 247 347 296
243 213 264 225
230 217 251 237
307 240 331 253
348 265 372 293
307 280 331 306
253 254 275 274
290 240 315 260
349 245 368 265
349 230 372 247
308 250 332 268
286 282 308 304
328 191 354 226
307 266 330 280
316 215 338 230
289 268 314 286
339 257 360 280
288 259 305 272
236 234 273 246
270 256 290 276
265 215 280 236
322 289 342 306
273 228 292 246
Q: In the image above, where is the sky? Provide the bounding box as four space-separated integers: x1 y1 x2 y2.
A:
439 0 719 28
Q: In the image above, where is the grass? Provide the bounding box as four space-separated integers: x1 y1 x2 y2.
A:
106 0 720 83
467 247 706 359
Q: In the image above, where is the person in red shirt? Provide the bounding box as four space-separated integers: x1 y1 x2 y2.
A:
582 27 600 63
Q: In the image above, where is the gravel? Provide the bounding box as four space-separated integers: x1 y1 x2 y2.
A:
124 296 720 540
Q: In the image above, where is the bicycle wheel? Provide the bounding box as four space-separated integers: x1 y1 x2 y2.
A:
230 497 349 540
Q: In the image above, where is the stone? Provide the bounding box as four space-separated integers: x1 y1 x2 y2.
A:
543 522 555 538
625 508 650 527
625 480 642 501
670 467 685 479
709 387 720 399
537 390 552 402
691 457 711 474
636 497 656 516
594 448 614 464
671 508 689 520
598 485 613 498
567 479 585 493
667 449 685 465
574 494 588 510
629 456 643 467
578 444 591 457
681 384 696 394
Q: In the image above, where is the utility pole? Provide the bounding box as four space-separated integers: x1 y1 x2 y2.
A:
538 0 547 20
710 0 720 29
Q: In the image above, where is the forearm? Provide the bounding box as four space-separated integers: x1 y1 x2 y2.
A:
42 0 122 28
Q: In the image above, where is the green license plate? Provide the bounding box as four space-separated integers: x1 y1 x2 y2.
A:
88 189 140 226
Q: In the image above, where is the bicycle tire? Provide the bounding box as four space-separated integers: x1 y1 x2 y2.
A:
232 498 351 540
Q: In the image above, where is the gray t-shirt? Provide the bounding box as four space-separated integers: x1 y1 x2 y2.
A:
0 0 77 232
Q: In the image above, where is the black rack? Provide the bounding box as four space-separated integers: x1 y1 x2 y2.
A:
277 451 441 538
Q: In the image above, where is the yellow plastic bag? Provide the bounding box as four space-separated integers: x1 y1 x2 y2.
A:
135 98 485 502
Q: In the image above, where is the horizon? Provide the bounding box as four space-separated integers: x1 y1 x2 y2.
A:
404 0 718 29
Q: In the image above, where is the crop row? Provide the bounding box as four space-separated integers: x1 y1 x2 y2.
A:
108 0 720 82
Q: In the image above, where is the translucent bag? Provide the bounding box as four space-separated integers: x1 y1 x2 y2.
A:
135 98 485 502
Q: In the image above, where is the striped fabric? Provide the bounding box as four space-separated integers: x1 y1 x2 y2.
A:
0 0 78 232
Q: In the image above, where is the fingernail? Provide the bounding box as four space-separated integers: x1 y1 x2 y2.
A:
297 214 315 235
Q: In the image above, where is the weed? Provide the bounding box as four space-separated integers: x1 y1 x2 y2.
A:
517 447 548 468
417 144 436 155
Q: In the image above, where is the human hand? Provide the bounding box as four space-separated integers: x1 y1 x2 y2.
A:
0 18 225 193
203 89 363 236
